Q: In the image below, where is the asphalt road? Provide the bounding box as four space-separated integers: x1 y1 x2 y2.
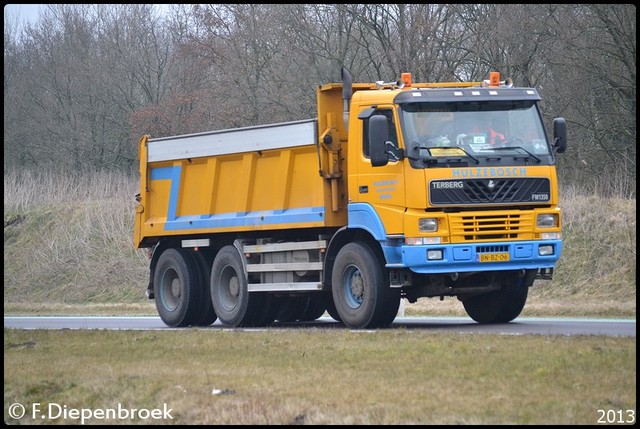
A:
3 316 636 336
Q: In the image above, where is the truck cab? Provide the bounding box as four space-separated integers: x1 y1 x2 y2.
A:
322 70 567 325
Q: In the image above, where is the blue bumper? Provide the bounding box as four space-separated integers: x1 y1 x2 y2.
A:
384 240 562 274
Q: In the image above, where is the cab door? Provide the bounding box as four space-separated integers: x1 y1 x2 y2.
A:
352 106 406 235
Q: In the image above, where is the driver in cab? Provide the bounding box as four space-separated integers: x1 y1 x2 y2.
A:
458 115 506 146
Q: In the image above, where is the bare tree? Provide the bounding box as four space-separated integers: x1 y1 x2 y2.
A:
2 4 635 196
534 4 636 196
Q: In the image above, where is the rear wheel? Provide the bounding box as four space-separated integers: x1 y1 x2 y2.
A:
188 250 217 327
331 241 395 329
210 245 264 327
153 248 202 327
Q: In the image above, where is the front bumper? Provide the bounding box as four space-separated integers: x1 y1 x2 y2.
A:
385 239 562 274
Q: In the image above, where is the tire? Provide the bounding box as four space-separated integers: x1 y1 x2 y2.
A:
462 273 531 324
188 250 217 327
378 287 401 328
324 292 342 322
153 248 202 327
210 245 259 327
331 241 390 329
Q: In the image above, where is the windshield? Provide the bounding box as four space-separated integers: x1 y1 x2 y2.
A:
400 102 551 165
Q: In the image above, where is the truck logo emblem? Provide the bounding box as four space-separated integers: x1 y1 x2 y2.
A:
487 180 496 190
431 181 464 189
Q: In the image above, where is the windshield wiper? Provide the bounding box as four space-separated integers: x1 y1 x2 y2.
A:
423 146 479 165
489 146 541 164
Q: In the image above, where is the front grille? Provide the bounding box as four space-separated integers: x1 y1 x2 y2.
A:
430 178 550 205
449 212 535 243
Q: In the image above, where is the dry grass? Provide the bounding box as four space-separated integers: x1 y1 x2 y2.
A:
4 169 148 305
4 329 636 425
3 168 138 210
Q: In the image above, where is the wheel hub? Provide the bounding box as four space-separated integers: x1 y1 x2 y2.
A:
350 272 364 299
229 276 240 297
170 278 181 297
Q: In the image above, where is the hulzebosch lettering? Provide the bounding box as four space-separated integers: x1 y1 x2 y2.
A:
452 167 527 178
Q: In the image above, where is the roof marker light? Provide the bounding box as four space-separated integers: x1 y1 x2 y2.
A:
489 71 500 87
401 72 412 88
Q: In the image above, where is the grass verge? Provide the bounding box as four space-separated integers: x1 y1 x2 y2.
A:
4 329 636 425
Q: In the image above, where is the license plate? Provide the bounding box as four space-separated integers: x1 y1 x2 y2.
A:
479 253 510 262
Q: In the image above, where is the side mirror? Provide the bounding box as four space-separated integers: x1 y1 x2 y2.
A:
553 117 567 154
369 115 389 166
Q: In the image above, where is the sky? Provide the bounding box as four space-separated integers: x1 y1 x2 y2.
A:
4 4 171 29
4 4 46 27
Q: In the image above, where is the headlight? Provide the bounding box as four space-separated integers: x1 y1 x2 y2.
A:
405 237 441 245
419 218 438 232
537 213 558 228
539 245 554 256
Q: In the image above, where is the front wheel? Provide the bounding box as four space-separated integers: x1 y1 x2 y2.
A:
462 271 533 324
331 241 395 329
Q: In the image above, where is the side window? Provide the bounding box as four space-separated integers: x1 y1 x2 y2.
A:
363 109 398 158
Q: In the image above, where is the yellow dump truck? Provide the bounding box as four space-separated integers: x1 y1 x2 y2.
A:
133 69 567 329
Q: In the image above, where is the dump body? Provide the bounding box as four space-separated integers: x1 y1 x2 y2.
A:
134 119 346 249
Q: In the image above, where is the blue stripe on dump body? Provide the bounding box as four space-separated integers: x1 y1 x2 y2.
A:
150 166 181 221
163 208 325 230
150 165 325 231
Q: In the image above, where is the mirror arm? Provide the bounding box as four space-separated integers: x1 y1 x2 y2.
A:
385 142 404 161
